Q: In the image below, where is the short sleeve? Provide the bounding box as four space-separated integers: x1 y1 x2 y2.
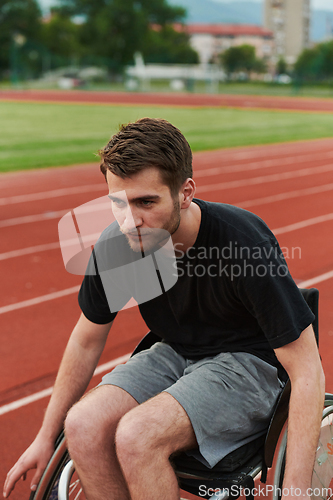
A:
235 239 315 349
78 273 118 325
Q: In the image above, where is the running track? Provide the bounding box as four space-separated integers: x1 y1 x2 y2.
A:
1 113 333 497
2 88 333 112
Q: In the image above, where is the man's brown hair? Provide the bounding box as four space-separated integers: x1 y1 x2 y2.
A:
99 118 193 197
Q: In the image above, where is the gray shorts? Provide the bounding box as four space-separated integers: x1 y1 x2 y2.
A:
99 342 284 468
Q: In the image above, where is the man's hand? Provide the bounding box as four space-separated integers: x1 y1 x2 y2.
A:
3 433 55 498
274 325 325 495
3 315 113 498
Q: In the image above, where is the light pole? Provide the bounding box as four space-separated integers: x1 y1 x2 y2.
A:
10 33 26 87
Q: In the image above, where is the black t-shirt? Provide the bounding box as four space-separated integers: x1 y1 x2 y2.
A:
78 199 314 373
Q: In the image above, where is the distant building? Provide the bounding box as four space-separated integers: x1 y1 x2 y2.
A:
183 24 274 65
263 0 311 64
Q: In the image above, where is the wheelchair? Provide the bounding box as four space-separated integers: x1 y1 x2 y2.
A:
29 288 333 500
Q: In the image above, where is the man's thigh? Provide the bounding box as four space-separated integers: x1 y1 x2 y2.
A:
99 343 197 454
116 392 198 456
99 344 283 469
99 342 187 403
164 351 283 468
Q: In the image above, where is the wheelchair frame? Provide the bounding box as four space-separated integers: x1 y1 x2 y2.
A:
29 288 333 500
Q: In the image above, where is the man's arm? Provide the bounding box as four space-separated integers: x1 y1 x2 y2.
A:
274 324 325 499
3 313 113 498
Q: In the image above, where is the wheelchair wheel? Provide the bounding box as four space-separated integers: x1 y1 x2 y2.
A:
272 399 333 500
28 434 85 500
30 400 333 500
312 404 333 500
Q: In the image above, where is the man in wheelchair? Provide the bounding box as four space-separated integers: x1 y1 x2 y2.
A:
4 118 325 500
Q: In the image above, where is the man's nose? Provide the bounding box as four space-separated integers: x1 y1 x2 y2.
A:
121 206 142 231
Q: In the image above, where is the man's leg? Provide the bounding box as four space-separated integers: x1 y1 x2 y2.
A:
65 384 138 500
115 392 197 500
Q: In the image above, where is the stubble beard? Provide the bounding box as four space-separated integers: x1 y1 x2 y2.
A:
122 199 181 253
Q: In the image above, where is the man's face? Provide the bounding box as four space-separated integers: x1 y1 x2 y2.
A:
107 167 181 253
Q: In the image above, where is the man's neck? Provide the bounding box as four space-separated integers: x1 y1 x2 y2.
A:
172 201 201 255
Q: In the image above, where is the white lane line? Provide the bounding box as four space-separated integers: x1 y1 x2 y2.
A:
0 353 131 416
237 182 333 209
195 151 333 178
0 286 80 315
0 184 106 206
0 242 60 260
94 354 131 376
3 163 333 229
0 232 100 261
0 202 110 228
0 388 54 416
298 271 333 289
196 162 333 193
194 140 333 163
0 150 332 207
2 183 333 262
2 211 333 314
0 209 68 228
273 212 333 235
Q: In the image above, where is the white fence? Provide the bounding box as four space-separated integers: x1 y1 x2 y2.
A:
126 55 226 92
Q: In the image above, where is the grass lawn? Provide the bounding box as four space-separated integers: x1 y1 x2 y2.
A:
1 101 333 173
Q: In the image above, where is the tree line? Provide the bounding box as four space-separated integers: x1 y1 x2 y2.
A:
220 44 267 78
0 0 199 80
294 40 333 81
2 0 332 84
220 40 333 82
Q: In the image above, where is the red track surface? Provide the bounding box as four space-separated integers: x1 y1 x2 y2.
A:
1 133 333 498
1 88 333 112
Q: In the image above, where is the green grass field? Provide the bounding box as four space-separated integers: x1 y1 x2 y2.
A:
1 101 333 173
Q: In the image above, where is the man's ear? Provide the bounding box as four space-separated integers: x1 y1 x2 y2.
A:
180 178 196 209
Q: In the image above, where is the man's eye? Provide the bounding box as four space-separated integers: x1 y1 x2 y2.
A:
140 200 154 207
112 199 126 208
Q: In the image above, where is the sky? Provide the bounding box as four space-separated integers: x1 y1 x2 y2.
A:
214 0 333 8
38 0 333 13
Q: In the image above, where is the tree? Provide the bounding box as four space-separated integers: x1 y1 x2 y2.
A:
53 0 189 73
143 25 199 64
41 13 83 61
220 44 266 78
0 0 197 79
294 41 333 81
276 57 288 75
0 0 42 75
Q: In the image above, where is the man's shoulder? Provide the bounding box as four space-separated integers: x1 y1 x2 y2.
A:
195 198 259 219
195 198 273 244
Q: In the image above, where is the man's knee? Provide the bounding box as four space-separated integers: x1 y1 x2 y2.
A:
65 400 93 443
115 407 169 467
115 411 144 458
65 385 137 460
115 413 149 471
115 393 197 469
65 398 107 460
